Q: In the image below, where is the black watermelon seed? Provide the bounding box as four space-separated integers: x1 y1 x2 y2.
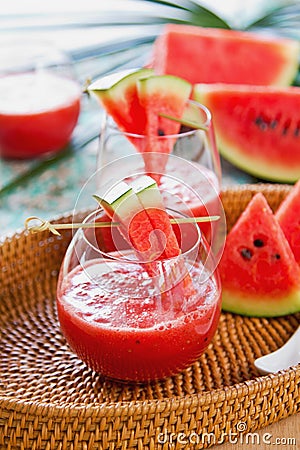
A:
254 116 268 131
253 238 264 247
180 125 192 133
282 127 289 136
241 248 253 260
274 253 281 260
157 128 165 136
269 120 278 129
282 120 291 136
294 126 300 137
254 116 263 125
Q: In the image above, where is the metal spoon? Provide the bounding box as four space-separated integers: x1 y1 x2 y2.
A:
254 326 300 375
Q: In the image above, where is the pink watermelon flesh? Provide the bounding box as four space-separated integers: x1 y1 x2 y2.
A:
127 208 167 260
90 71 192 182
129 207 195 303
152 24 300 86
276 180 300 264
194 84 300 182
129 207 180 259
89 68 153 135
219 193 300 316
104 85 146 134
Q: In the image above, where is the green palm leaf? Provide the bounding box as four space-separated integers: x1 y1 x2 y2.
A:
0 4 229 30
139 0 230 28
246 2 300 39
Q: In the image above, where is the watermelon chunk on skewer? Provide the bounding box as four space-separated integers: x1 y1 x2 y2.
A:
93 180 165 263
130 175 180 259
130 175 196 298
94 176 196 300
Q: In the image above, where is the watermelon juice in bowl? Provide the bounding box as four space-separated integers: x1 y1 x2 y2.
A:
56 205 222 382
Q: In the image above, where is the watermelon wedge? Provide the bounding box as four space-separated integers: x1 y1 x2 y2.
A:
89 70 192 181
137 75 192 143
219 193 300 317
194 83 300 182
94 176 196 300
93 176 185 263
130 175 196 299
152 24 300 86
93 180 165 262
137 74 192 177
130 175 180 259
88 68 153 134
276 180 300 264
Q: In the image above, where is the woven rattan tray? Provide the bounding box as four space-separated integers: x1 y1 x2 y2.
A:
0 184 299 449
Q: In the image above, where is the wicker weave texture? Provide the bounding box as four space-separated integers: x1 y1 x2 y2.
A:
0 184 299 449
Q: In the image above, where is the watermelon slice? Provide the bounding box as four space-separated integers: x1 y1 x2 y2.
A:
89 70 192 180
93 180 164 261
276 180 300 264
130 175 180 259
88 68 153 134
137 75 192 143
219 193 300 317
130 175 196 299
94 176 196 300
193 83 300 182
152 24 300 86
137 74 192 177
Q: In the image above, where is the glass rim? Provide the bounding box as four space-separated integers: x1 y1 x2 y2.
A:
79 207 202 265
104 99 212 139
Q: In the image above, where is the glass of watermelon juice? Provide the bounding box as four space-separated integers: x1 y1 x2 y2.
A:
56 208 222 382
97 100 221 247
0 40 81 159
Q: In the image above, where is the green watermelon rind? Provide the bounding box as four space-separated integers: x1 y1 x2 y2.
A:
217 135 300 183
271 40 300 86
194 86 300 183
137 74 192 100
88 68 154 102
222 288 300 317
219 192 300 317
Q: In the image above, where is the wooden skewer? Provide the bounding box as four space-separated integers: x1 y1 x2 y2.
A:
158 113 208 131
25 215 220 236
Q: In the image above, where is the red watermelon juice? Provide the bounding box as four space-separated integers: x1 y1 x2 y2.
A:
57 259 221 382
56 211 221 382
0 72 81 159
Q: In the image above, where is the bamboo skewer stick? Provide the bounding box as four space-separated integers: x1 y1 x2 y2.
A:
25 215 220 236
